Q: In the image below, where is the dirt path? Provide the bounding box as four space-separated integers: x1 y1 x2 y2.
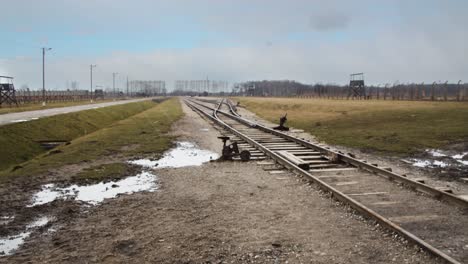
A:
1 99 438 263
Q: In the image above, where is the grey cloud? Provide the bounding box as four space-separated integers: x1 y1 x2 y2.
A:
3 31 467 91
1 0 467 89
309 13 350 31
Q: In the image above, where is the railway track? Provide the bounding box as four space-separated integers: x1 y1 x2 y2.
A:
185 97 468 264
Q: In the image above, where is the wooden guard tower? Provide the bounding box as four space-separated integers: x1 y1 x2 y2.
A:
347 73 366 99
0 76 18 107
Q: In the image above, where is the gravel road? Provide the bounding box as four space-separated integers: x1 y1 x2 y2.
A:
0 98 153 126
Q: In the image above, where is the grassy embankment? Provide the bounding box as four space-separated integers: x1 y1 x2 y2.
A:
0 99 117 115
0 98 183 181
237 97 468 155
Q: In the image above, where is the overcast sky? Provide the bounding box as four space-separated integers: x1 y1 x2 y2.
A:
0 0 466 90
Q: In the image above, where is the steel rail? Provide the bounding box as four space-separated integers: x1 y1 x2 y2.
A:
185 98 462 264
221 99 468 208
223 99 241 117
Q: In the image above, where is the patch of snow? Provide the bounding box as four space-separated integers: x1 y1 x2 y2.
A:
426 149 446 157
412 159 431 168
411 159 450 168
130 141 218 169
27 184 59 207
0 232 30 256
0 216 51 256
27 216 50 229
433 160 448 168
29 172 157 206
66 171 156 205
452 152 468 160
28 142 217 211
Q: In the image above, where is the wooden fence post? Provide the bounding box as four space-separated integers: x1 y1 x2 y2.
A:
443 81 448 101
457 80 462 101
431 82 436 101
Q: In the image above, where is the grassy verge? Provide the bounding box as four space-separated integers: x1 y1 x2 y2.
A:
0 99 118 115
0 101 155 171
0 98 183 181
236 97 468 155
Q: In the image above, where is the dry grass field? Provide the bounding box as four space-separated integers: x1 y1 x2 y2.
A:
236 97 468 155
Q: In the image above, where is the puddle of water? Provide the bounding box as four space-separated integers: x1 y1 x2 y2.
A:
30 117 39 120
200 128 210 132
11 119 27 123
130 141 218 169
0 216 51 256
29 172 157 206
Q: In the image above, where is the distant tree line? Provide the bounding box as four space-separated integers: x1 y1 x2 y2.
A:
233 80 468 101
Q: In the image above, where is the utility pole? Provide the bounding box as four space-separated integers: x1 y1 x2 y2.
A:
126 76 129 97
112 72 118 97
90 64 96 102
42 47 52 106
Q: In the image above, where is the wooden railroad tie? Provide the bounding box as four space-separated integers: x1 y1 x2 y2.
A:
276 151 310 170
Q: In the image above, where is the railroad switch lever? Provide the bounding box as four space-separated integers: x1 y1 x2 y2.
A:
273 113 289 131
217 136 251 161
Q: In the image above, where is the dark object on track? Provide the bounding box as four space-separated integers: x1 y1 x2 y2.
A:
273 113 289 131
218 136 250 161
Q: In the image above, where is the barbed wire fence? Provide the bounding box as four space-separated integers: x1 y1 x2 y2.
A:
233 81 467 101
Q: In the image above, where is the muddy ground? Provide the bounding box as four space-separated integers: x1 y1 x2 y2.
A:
0 99 443 263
